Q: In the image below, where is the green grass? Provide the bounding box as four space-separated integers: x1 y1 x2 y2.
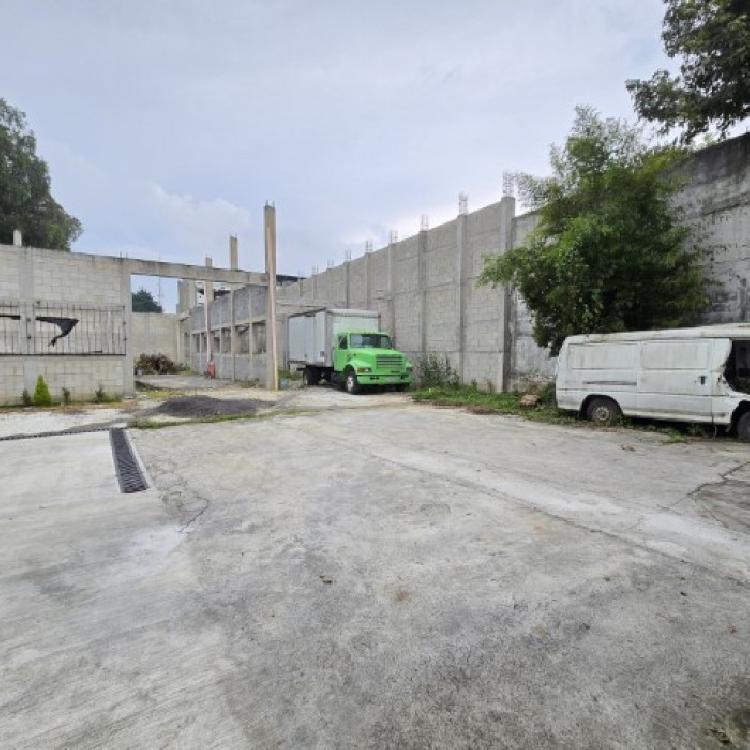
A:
411 385 710 441
412 385 575 425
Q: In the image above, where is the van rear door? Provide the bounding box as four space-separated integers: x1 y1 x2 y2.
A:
637 340 712 421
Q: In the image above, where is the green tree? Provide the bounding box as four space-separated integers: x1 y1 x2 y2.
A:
0 99 82 249
626 0 750 142
131 288 163 312
480 106 708 355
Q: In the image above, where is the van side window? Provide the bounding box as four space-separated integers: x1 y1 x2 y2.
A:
338 336 347 350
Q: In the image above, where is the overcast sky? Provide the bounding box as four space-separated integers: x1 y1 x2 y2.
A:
2 0 671 308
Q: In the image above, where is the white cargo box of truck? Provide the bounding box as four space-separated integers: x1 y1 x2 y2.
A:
288 308 380 368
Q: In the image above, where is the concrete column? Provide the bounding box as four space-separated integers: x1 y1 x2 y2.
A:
344 261 351 307
417 228 428 356
19 248 37 392
204 256 213 369
230 288 238 381
498 196 516 392
456 212 468 383
386 241 395 341
365 250 371 307
12 229 22 246
120 262 134 396
229 235 238 271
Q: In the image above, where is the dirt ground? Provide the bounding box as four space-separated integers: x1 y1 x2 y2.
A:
1 386 749 748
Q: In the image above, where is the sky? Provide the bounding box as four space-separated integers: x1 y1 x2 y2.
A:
2 0 672 309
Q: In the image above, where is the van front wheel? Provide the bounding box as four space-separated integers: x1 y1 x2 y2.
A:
737 412 750 442
586 397 621 426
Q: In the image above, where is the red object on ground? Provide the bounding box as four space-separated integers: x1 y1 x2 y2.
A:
207 361 216 379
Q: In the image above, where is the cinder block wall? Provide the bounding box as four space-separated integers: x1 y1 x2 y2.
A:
0 245 133 404
276 133 750 391
131 313 179 361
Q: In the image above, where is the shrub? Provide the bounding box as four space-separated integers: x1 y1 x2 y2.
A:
33 375 52 407
418 353 459 388
62 387 71 406
94 385 112 403
21 389 32 406
135 353 177 375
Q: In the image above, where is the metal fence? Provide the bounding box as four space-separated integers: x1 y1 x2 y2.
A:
0 301 21 354
0 301 126 356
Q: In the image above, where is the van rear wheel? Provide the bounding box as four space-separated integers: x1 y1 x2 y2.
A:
737 412 750 442
586 397 621 426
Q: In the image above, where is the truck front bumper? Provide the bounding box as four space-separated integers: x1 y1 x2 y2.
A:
357 373 411 385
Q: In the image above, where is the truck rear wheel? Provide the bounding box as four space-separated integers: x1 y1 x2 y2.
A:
344 369 360 395
738 412 750 442
586 396 621 426
302 367 319 387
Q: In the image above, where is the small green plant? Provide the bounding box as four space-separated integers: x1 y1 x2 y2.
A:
62 387 71 406
94 385 113 403
33 375 52 407
21 389 32 406
418 353 459 388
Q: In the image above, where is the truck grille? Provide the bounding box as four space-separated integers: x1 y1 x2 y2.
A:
376 355 402 369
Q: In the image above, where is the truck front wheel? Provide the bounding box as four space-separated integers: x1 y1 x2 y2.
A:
345 369 360 395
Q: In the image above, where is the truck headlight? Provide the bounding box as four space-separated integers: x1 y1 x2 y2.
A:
357 367 371 373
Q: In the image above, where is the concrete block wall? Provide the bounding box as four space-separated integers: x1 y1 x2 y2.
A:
131 313 179 361
672 134 750 324
274 132 750 391
0 244 133 404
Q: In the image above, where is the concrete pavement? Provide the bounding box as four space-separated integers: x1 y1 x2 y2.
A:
1 397 748 747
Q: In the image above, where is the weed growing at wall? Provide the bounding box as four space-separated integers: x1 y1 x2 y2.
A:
32 375 52 407
94 385 116 404
418 353 459 388
21 389 32 406
62 387 71 406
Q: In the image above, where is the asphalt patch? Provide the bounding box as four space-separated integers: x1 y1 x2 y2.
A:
148 395 270 418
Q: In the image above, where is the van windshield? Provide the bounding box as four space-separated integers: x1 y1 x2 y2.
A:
349 333 391 349
725 340 750 394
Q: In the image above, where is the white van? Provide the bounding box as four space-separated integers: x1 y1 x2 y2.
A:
556 324 750 441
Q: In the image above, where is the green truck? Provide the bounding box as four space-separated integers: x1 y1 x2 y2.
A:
287 308 412 394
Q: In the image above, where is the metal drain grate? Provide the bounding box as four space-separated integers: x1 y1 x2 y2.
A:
110 428 148 493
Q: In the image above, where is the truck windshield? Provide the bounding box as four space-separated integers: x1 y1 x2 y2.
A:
349 333 392 349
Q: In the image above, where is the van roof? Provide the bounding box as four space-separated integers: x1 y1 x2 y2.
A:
564 323 750 344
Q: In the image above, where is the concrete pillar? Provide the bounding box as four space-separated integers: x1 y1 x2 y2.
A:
229 235 238 270
344 260 351 307
19 248 36 393
456 211 468 383
12 229 22 247
365 249 372 307
120 262 134 396
417 228 428 356
386 241 395 341
230 288 238 381
204 256 213 368
498 196 516 392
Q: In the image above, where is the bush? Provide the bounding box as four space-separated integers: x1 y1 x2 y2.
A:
21 389 32 406
135 353 177 375
94 385 115 404
33 375 52 407
418 353 459 388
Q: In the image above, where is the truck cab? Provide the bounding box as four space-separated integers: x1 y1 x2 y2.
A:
332 331 412 394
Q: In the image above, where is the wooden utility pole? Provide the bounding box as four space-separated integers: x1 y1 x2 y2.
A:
264 204 279 391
